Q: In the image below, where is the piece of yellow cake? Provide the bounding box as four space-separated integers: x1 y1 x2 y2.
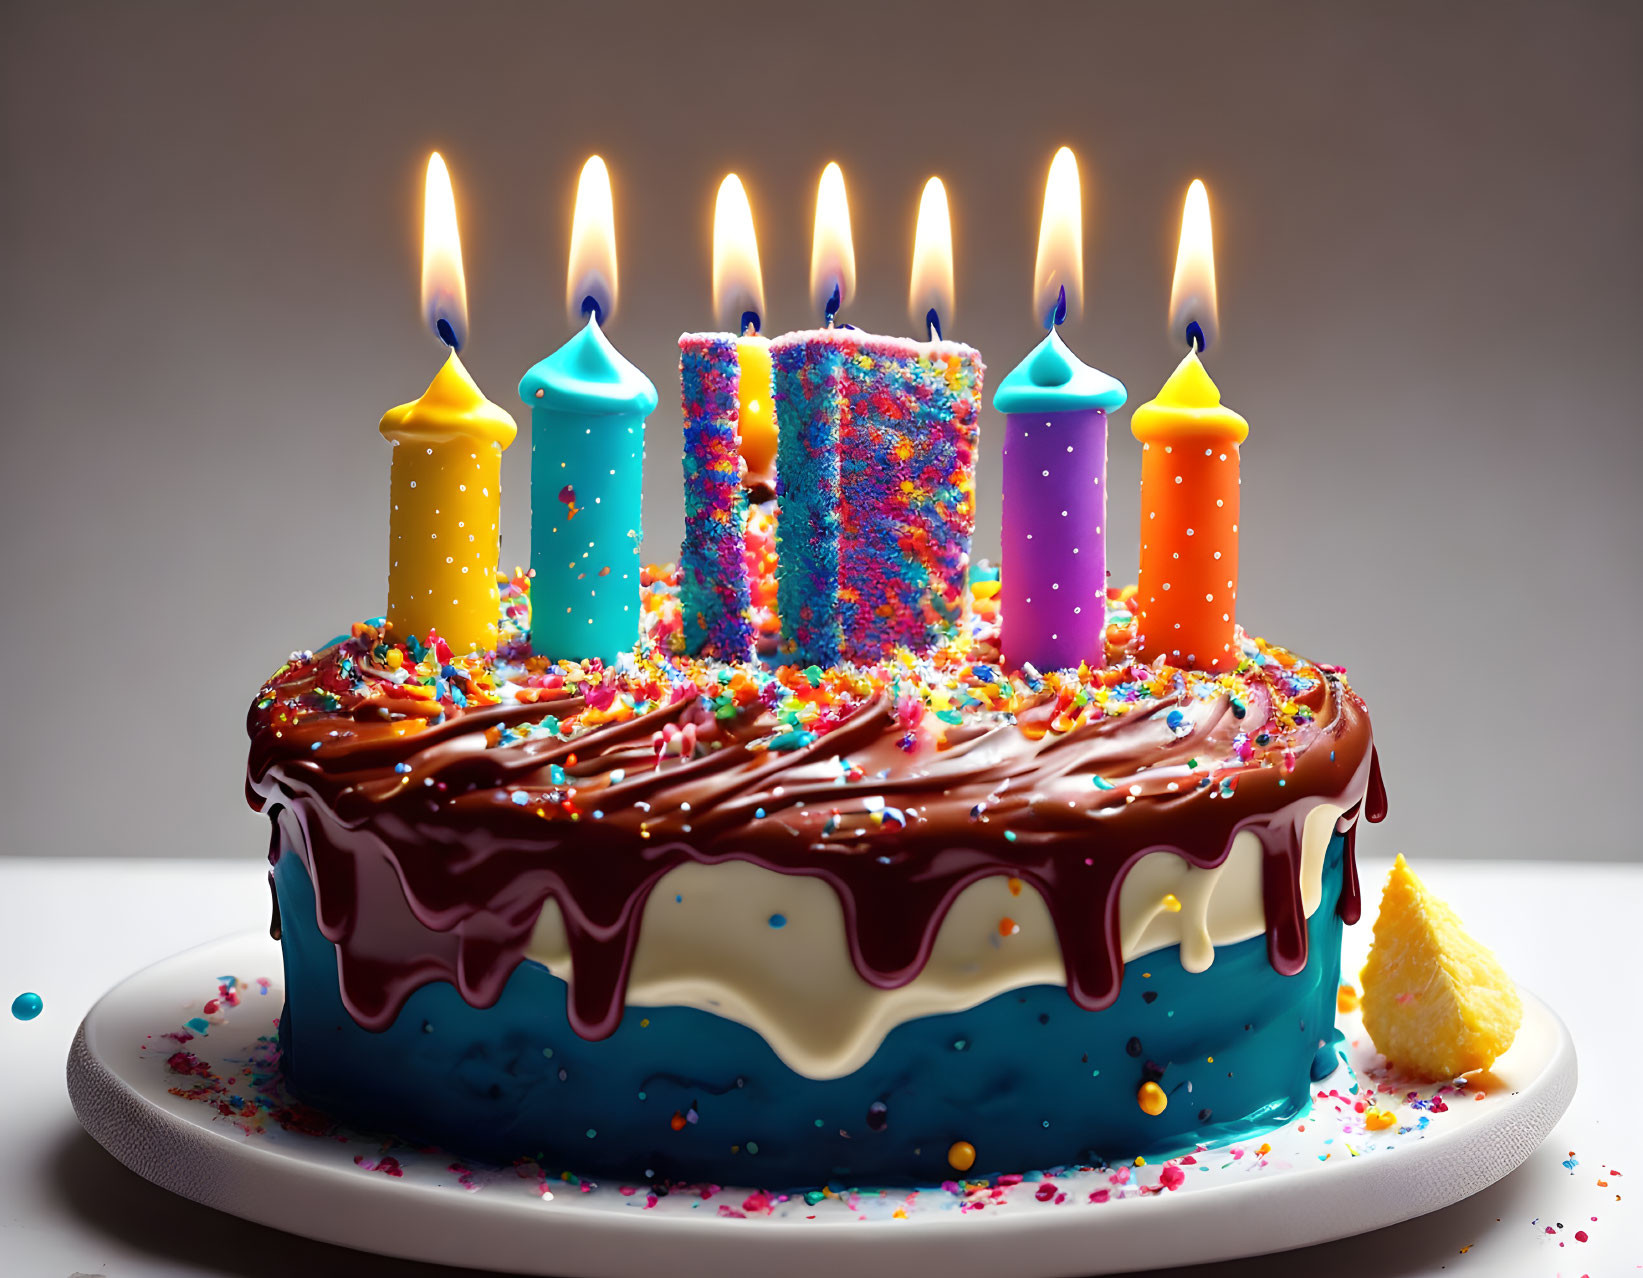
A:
1360 855 1522 1080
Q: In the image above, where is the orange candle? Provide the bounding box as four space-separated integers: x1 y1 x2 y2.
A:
1132 179 1249 672
1131 352 1247 670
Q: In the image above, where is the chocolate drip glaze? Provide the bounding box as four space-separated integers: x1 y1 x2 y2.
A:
248 644 1381 1041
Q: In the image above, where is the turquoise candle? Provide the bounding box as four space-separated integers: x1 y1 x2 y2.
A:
521 315 659 664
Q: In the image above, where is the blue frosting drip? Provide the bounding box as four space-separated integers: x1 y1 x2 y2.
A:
993 328 1126 415
519 315 659 418
273 839 1347 1189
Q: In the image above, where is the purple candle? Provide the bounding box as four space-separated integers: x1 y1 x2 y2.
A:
994 328 1126 671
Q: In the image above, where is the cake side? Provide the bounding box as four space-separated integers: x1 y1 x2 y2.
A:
271 826 1355 1185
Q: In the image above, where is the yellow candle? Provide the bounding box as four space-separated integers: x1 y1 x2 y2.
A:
711 176 777 488
736 331 776 484
380 352 517 653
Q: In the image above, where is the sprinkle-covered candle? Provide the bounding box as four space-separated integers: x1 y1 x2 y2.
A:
677 176 772 659
678 332 752 657
773 329 982 663
774 164 983 664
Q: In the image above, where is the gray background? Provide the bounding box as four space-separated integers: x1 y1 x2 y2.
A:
2 1 1638 863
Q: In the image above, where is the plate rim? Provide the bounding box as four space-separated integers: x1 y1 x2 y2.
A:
67 929 1580 1276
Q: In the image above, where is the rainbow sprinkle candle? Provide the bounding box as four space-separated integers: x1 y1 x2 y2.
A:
677 333 753 658
673 176 777 661
770 331 845 664
771 329 983 664
772 162 984 664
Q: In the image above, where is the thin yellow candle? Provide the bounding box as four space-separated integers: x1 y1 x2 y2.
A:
711 175 777 485
380 154 518 654
735 331 776 483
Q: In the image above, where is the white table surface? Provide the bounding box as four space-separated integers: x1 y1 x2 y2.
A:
1 856 1637 1278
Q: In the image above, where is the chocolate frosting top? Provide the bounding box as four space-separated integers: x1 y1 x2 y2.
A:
247 580 1381 1040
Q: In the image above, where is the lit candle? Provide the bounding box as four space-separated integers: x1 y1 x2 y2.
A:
521 157 659 666
992 147 1125 672
772 162 857 665
677 175 772 658
772 164 983 664
1132 179 1248 671
379 153 518 655
900 175 982 638
909 177 954 343
715 176 778 489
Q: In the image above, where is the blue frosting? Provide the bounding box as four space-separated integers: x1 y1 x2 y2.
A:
519 315 659 418
273 840 1347 1189
992 328 1126 415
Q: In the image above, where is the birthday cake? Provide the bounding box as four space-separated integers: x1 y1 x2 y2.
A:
246 152 1386 1191
248 567 1383 1190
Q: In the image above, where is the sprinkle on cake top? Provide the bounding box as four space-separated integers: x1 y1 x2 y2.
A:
253 566 1346 793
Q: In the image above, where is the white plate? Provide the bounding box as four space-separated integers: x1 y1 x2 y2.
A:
67 931 1576 1277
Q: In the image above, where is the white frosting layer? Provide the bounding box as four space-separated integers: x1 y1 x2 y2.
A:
526 801 1348 1079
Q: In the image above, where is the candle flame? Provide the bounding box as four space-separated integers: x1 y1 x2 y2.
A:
809 161 856 323
421 152 468 351
1168 179 1219 351
712 174 766 333
1033 147 1083 329
909 177 954 340
567 155 619 325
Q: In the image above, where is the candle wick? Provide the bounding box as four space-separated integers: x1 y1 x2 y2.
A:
824 282 841 328
435 317 461 352
581 295 604 326
926 308 943 343
1185 320 1205 354
741 310 762 337
1044 285 1067 332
